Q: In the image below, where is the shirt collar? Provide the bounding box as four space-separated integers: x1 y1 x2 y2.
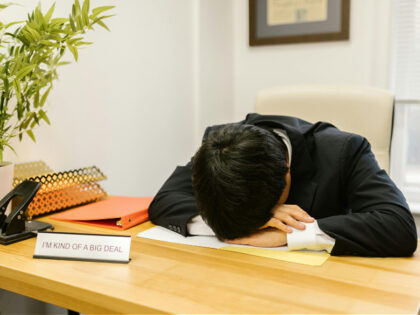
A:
272 128 292 166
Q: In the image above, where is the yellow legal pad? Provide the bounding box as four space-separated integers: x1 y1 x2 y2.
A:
220 246 330 266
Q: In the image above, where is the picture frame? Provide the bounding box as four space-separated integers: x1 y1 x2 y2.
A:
249 0 350 46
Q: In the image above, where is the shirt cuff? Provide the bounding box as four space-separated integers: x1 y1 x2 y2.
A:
187 215 216 236
287 221 336 253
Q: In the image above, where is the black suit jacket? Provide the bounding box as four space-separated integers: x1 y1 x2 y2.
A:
149 114 418 256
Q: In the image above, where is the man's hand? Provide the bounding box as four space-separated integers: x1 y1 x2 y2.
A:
262 204 314 233
226 228 287 247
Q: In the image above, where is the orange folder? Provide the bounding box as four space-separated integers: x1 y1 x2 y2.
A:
50 196 153 230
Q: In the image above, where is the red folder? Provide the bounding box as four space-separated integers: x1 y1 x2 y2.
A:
50 196 153 230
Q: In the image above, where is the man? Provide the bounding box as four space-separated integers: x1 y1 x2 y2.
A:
148 113 418 256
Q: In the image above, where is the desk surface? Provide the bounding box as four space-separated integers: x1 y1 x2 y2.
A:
0 216 419 314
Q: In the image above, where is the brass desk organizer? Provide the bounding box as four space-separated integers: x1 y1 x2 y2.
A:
13 161 107 219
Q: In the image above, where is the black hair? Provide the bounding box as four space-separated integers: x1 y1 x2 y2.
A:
192 123 289 240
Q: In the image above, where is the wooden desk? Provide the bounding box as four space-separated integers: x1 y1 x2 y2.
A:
0 216 419 314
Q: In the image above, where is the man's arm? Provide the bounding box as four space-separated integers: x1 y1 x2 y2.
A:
262 204 336 252
148 161 199 236
317 135 418 256
228 205 336 251
226 228 287 247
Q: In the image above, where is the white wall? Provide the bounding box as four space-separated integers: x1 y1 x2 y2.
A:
232 0 394 119
4 0 196 196
195 0 234 146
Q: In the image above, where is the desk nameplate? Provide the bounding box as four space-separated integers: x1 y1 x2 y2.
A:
33 232 131 263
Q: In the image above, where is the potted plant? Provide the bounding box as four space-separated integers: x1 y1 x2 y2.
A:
0 0 113 201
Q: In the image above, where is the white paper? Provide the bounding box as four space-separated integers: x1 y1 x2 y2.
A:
138 226 226 248
137 226 290 251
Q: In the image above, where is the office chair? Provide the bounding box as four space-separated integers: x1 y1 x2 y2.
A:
255 85 394 173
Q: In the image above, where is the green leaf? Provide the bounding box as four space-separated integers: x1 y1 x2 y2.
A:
4 143 17 156
91 6 114 17
34 91 40 108
30 119 37 129
32 112 40 124
16 65 36 81
47 32 62 42
2 78 9 93
26 129 36 142
40 39 54 46
5 21 23 29
50 18 68 26
44 3 55 24
69 15 77 32
66 41 78 61
27 26 41 41
38 109 51 125
76 15 83 30
16 102 23 120
74 41 92 46
12 80 21 102
68 36 83 45
96 19 110 31
9 57 21 76
95 14 115 23
22 116 33 129
21 28 35 42
35 5 46 28
74 0 82 15
95 14 115 21
39 85 52 107
82 0 90 26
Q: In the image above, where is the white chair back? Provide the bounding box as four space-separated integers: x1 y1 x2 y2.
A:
255 85 394 172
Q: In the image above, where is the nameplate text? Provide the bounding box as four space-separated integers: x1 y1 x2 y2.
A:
33 232 131 263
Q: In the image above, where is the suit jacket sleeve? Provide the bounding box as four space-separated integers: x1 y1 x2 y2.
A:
148 160 198 236
317 135 418 256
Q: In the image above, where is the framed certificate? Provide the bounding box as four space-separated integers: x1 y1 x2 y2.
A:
249 0 350 46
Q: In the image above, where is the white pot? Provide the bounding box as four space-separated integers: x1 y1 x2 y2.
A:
0 162 14 214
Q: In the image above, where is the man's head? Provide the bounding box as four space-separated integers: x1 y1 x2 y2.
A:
192 124 290 240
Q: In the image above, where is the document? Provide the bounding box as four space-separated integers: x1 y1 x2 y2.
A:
267 0 328 26
137 226 329 266
138 226 226 248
